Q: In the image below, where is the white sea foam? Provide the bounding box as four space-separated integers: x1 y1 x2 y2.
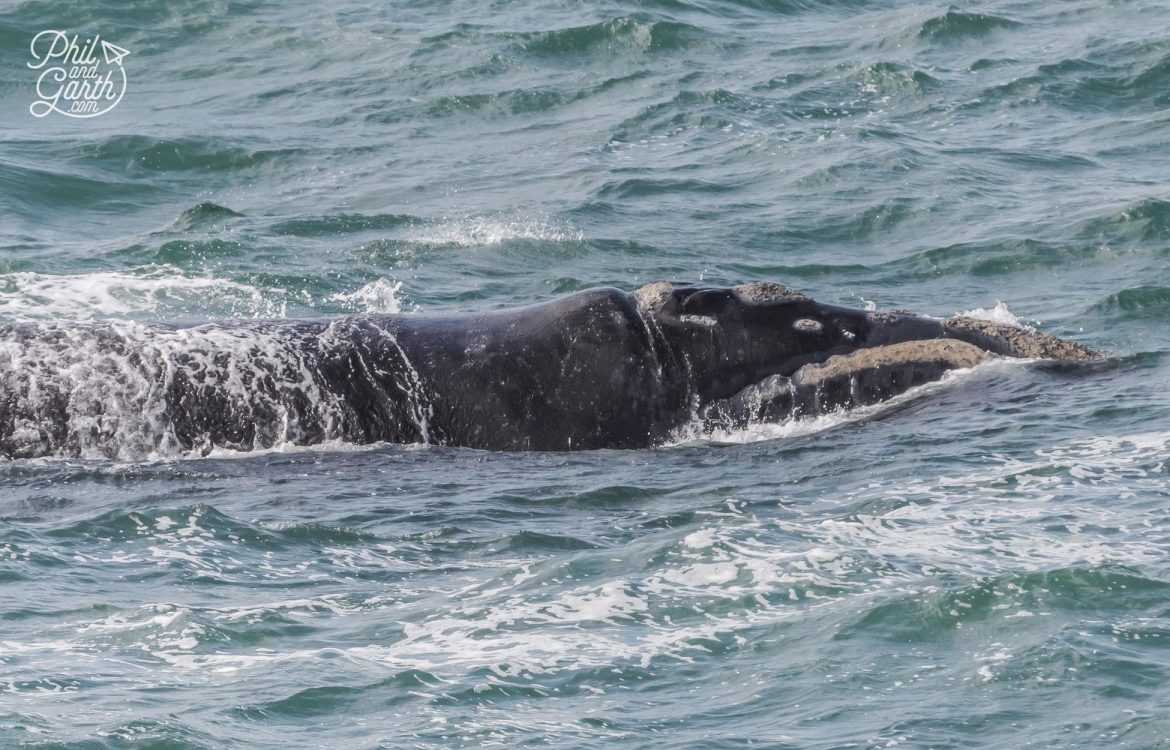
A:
7 430 1167 693
0 266 426 323
0 266 284 321
196 437 405 461
815 431 1170 575
956 300 1031 328
326 277 403 314
0 319 360 460
404 215 584 247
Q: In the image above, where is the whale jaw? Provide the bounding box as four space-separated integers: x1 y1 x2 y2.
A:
696 314 1099 432
698 339 994 429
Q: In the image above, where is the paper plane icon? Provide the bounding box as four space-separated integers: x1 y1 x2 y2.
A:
101 40 130 66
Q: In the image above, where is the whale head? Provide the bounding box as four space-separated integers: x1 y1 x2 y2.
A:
634 281 1098 428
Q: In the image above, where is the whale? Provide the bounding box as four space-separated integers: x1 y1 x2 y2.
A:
0 282 1098 458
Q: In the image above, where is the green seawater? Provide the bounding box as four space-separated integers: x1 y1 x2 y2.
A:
2 0 1170 747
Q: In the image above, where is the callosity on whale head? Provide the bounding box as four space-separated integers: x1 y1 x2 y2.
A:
633 281 1099 431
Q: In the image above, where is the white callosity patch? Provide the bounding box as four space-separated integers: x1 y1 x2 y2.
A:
632 281 675 311
678 314 717 327
732 281 810 303
792 318 824 333
797 339 988 380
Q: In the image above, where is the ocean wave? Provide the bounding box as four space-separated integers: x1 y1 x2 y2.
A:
418 17 711 60
48 432 1169 684
42 504 421 584
6 426 1170 750
425 87 589 118
325 278 404 314
0 155 155 215
759 195 926 245
1072 198 1170 244
596 177 738 199
0 266 284 321
235 671 445 719
835 565 1170 661
266 212 417 237
885 239 1096 280
987 49 1170 114
917 11 1021 42
816 430 1170 576
0 261 422 322
853 61 941 96
401 215 584 247
512 17 710 57
956 301 1030 327
1092 285 1170 318
68 135 298 174
166 202 245 232
609 88 762 142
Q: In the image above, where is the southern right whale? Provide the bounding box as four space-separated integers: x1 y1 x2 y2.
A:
0 281 1098 458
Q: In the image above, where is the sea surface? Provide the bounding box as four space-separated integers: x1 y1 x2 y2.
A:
2 0 1170 747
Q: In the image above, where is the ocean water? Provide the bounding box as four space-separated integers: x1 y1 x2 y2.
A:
3 0 1170 747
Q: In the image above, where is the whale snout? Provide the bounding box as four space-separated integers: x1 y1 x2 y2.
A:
692 286 1099 432
855 306 1099 362
940 315 1099 361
